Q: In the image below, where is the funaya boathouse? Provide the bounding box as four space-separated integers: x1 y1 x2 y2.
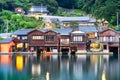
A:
0 27 119 54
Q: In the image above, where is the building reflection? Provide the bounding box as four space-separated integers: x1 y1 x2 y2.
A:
32 64 41 76
0 54 119 80
102 68 106 80
16 55 24 71
12 54 32 80
0 55 12 64
0 55 12 80
46 72 50 80
60 55 70 80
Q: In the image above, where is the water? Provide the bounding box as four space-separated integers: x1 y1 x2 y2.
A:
0 54 119 80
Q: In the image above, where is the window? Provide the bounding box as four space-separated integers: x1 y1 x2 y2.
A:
22 36 27 40
61 39 69 44
103 36 109 42
110 36 115 42
46 35 55 41
32 36 44 40
17 36 20 40
103 36 106 41
61 39 69 42
73 36 83 41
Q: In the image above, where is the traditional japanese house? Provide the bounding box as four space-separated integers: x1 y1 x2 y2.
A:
70 26 98 52
99 28 119 53
0 33 12 39
15 7 25 15
79 27 98 41
28 6 49 19
44 30 60 52
14 29 33 51
0 38 20 52
27 29 45 52
79 27 98 51
70 29 86 52
56 28 72 53
58 16 96 28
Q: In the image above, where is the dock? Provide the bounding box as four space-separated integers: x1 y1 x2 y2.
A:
0 52 36 55
0 51 113 55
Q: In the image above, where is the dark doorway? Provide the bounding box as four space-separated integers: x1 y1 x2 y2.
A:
103 45 107 49
109 47 118 54
61 48 69 55
46 47 50 52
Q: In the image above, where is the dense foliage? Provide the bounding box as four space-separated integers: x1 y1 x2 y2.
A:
0 0 120 30
0 0 58 14
0 10 43 33
57 0 120 28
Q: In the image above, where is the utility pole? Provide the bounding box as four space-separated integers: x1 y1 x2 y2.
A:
6 20 8 33
117 12 119 28
40 4 43 13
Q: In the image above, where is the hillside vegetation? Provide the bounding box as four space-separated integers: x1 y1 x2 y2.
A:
0 0 120 32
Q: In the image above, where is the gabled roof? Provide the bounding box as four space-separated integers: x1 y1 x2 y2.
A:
99 28 118 34
27 29 45 34
0 38 20 43
79 26 98 33
0 33 12 37
0 38 13 43
44 29 59 34
14 29 34 35
55 28 72 35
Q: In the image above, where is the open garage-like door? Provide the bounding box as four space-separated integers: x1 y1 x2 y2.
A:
109 47 118 54
61 48 69 55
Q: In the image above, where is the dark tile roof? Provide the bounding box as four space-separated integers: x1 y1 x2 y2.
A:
14 29 34 35
0 38 13 43
55 28 72 35
99 28 118 33
79 26 98 32
14 27 97 36
0 33 12 37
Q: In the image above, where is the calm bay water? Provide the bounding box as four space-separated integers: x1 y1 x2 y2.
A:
0 54 120 80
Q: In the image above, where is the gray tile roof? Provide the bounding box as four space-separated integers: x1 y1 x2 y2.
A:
14 27 98 36
58 16 90 22
0 38 13 43
55 28 72 35
0 33 12 37
79 26 98 32
14 29 34 35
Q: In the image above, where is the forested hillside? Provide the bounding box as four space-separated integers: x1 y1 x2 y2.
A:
0 0 120 31
57 0 120 27
0 0 58 14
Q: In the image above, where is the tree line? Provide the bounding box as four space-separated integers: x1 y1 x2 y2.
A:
0 0 120 31
57 0 120 29
0 10 43 33
0 0 58 14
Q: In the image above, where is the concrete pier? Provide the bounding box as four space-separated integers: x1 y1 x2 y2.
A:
0 51 113 55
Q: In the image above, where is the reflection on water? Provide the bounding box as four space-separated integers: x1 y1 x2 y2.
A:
16 55 24 71
0 54 119 80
